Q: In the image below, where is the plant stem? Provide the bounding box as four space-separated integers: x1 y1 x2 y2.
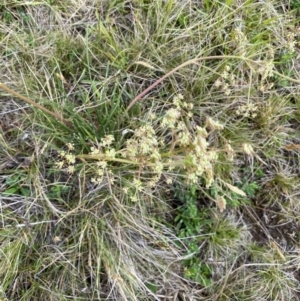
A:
0 83 73 129
126 55 300 111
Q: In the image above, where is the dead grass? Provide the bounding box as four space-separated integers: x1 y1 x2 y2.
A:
0 0 300 300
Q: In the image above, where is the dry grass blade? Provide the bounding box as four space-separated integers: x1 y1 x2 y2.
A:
0 0 299 300
0 83 73 128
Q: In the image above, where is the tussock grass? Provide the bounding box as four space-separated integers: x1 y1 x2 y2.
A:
0 0 300 300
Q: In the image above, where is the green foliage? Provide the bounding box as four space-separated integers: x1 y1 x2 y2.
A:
3 173 30 197
290 0 300 9
203 0 233 11
0 5 33 25
172 180 256 286
46 184 71 200
173 185 213 286
239 180 260 198
0 0 299 300
174 185 211 238
219 165 263 208
145 282 158 293
224 179 259 208
183 257 212 286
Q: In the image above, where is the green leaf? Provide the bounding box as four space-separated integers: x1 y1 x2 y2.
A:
145 282 158 293
5 175 19 185
20 188 31 197
3 187 19 196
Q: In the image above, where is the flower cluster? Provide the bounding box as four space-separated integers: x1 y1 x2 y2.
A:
232 27 248 56
242 143 254 157
55 143 76 174
225 141 234 162
182 125 218 187
105 95 224 192
89 135 116 185
214 65 236 96
156 95 223 188
120 123 163 191
54 94 228 201
252 47 276 92
122 124 160 160
236 102 258 118
257 60 274 81
285 31 296 53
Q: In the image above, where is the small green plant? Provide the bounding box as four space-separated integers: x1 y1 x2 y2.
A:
0 0 299 300
290 0 300 9
183 256 213 286
221 179 260 208
3 173 30 197
173 183 246 286
173 185 213 286
46 184 71 205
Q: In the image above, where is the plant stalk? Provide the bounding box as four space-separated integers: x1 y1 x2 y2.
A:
0 83 73 129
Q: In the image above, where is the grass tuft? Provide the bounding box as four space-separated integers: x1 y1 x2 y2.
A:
0 0 300 300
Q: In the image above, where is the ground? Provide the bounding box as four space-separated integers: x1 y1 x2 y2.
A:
0 1 300 300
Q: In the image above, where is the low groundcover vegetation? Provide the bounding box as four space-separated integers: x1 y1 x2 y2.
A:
0 0 299 300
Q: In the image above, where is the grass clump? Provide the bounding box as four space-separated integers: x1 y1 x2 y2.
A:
0 0 300 300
